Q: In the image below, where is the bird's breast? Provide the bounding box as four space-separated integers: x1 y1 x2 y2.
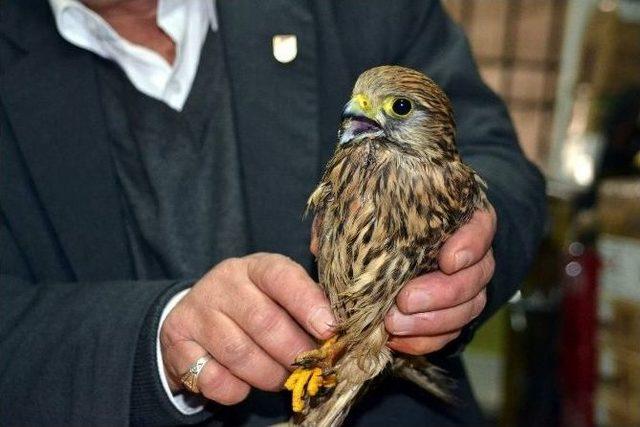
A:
317 139 483 272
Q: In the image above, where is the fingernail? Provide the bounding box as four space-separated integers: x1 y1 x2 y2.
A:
308 306 335 337
407 289 431 312
387 307 412 335
454 250 472 271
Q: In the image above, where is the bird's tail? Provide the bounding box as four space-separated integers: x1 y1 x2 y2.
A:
392 356 458 404
294 377 363 427
293 347 389 427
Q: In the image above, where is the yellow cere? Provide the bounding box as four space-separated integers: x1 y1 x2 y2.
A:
353 93 373 115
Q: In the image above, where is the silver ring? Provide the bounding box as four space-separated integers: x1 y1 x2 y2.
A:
180 355 211 394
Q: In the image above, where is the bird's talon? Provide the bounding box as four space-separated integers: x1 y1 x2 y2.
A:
307 368 323 396
285 367 333 412
284 368 313 413
285 337 342 413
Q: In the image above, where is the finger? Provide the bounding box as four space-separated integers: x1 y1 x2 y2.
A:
196 309 289 392
387 331 462 356
160 336 250 405
438 205 496 274
247 254 335 339
221 280 317 368
386 289 487 336
396 250 494 314
198 356 252 405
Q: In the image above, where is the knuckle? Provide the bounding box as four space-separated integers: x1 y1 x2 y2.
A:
475 263 489 287
442 330 461 347
221 336 255 367
466 293 486 324
489 205 498 229
433 334 455 351
488 250 496 269
218 386 251 406
484 258 495 279
478 288 488 305
441 279 463 305
159 321 185 355
159 309 190 352
204 380 251 406
248 305 282 333
265 253 292 267
199 364 228 395
474 291 487 316
248 252 269 259
416 311 440 333
262 257 294 287
480 253 495 284
214 257 244 280
487 255 496 275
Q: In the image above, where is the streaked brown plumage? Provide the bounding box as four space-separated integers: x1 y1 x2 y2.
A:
285 65 488 426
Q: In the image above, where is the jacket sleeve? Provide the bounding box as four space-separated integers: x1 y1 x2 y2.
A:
335 0 547 344
0 217 212 426
0 79 216 424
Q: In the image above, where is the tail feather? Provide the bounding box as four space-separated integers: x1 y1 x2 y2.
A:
295 380 363 427
292 347 388 427
392 356 459 404
291 355 456 426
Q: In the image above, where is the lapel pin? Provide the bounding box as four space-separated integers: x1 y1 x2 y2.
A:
272 34 298 63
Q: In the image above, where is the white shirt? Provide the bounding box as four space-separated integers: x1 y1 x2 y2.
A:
49 0 217 111
48 0 214 415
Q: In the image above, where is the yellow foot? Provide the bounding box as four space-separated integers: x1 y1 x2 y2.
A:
284 367 336 412
284 337 342 413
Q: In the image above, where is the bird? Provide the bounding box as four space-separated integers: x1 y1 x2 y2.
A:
283 65 489 426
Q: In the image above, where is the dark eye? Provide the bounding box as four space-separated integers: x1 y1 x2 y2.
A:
392 98 412 116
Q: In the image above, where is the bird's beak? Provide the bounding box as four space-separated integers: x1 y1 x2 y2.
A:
342 94 376 120
339 94 383 145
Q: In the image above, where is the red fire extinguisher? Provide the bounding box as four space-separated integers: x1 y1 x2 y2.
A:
559 240 600 427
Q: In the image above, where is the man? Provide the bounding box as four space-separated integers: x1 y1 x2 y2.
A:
0 0 546 425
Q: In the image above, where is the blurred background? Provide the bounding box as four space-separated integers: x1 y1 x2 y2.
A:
441 1 640 426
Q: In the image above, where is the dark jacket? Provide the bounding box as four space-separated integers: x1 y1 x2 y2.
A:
0 0 546 425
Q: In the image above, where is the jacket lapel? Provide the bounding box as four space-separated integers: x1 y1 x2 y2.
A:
218 0 322 264
1 0 333 277
0 8 131 281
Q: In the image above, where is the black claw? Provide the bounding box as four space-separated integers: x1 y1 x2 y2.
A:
292 358 320 369
316 385 336 398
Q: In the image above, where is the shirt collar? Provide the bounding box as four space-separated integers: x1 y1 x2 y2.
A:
48 0 218 49
47 0 218 111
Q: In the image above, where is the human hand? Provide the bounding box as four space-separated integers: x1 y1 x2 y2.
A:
384 206 497 355
160 253 335 405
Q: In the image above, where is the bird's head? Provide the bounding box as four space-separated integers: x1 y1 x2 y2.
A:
339 66 456 154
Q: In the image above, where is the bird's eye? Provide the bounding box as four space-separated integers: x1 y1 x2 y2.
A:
391 98 412 116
